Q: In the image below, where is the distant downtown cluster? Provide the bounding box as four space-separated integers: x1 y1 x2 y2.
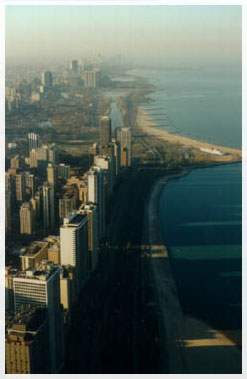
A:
5 61 132 373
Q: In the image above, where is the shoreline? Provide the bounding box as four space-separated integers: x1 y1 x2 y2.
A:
146 169 242 373
136 106 242 162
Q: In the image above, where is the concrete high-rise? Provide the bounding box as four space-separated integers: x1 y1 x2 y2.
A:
87 166 105 239
47 163 57 186
117 127 132 166
28 133 39 152
99 116 112 151
94 155 114 197
59 188 78 222
84 69 100 88
19 202 34 235
70 60 78 74
41 71 53 89
60 213 89 293
15 173 25 202
5 190 12 233
5 306 51 374
42 183 55 229
79 203 99 272
13 261 64 373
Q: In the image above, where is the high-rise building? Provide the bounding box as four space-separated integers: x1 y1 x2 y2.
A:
79 203 99 271
111 138 121 176
67 176 88 202
47 163 57 186
42 183 55 229
10 155 23 169
13 261 64 373
120 147 128 167
19 202 34 235
57 163 70 180
45 236 60 265
60 213 89 293
5 306 51 374
41 71 53 89
5 190 12 233
5 267 18 311
70 60 78 74
84 69 100 88
28 133 39 152
48 143 58 165
94 155 114 196
24 172 36 197
15 173 25 202
99 116 112 151
20 241 49 271
59 188 78 222
117 127 132 166
87 166 105 239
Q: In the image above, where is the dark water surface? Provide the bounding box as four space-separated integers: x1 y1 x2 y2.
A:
158 163 242 329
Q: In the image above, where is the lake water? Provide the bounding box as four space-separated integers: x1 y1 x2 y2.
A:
129 66 242 330
130 66 241 149
158 163 242 330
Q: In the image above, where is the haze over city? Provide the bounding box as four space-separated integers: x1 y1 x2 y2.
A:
6 5 241 66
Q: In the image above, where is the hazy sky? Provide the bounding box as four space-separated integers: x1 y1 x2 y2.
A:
5 5 241 66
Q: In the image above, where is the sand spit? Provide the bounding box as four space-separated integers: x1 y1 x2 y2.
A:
136 106 242 161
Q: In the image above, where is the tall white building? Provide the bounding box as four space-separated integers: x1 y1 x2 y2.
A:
87 166 105 239
13 261 64 373
116 127 132 166
60 213 89 293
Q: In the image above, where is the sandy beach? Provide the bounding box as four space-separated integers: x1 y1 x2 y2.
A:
136 106 242 161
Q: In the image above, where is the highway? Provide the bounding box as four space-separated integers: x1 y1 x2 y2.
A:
62 166 168 374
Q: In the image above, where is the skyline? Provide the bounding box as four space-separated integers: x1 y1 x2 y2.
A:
5 5 241 66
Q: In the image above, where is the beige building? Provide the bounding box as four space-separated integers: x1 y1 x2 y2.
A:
5 307 51 374
67 176 88 202
47 163 57 186
45 235 61 265
15 173 25 202
117 127 132 166
20 241 49 271
19 202 34 235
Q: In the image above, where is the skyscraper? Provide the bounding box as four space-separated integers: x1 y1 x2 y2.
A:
15 173 25 202
70 60 78 74
42 183 55 229
41 71 53 89
60 213 89 293
13 261 64 373
87 166 105 239
5 190 12 233
79 203 99 271
84 69 100 88
19 202 34 235
5 307 51 374
47 163 57 186
116 127 132 166
99 116 112 151
28 133 39 152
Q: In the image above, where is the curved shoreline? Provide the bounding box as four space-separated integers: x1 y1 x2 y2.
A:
137 106 242 162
